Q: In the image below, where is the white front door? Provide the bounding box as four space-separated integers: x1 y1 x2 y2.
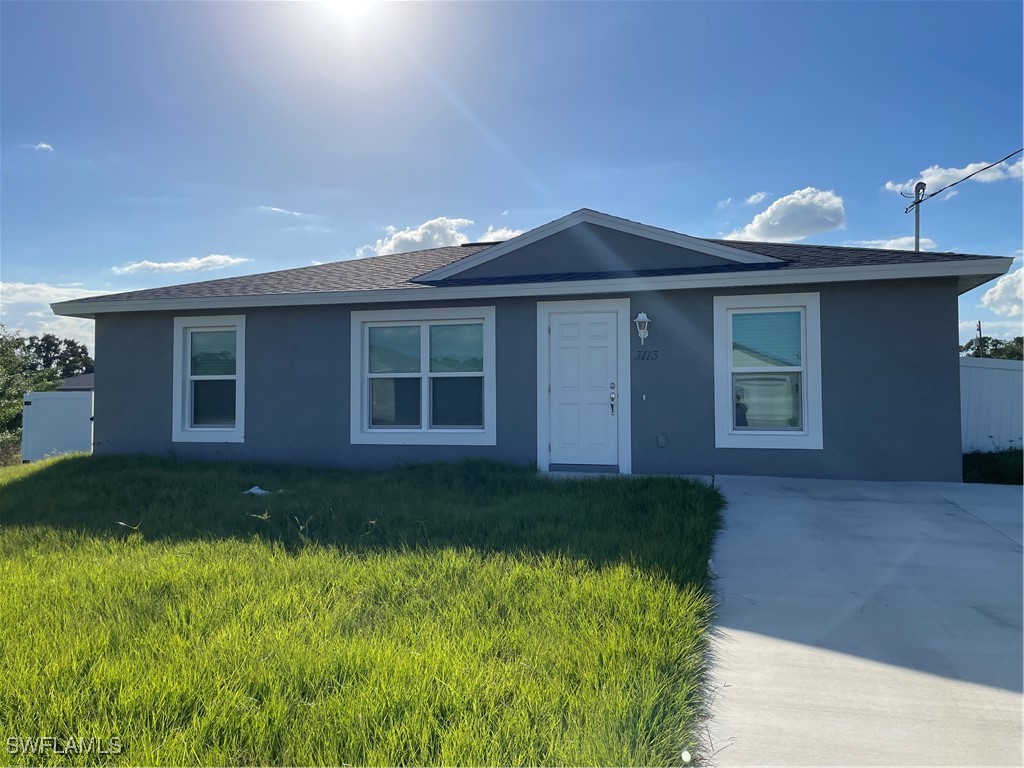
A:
548 311 619 466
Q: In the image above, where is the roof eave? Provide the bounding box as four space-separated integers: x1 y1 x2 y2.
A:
50 257 1012 318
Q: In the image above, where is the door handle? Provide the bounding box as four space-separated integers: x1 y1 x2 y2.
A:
609 391 616 416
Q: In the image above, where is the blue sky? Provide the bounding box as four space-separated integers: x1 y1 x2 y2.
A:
2 1 1021 354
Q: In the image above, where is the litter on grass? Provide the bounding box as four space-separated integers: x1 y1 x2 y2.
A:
242 486 272 496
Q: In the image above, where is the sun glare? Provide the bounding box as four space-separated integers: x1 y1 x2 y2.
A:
322 0 377 23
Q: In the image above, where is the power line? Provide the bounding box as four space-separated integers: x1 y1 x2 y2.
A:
903 148 1024 213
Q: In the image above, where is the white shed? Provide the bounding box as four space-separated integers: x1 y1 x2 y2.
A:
21 391 94 462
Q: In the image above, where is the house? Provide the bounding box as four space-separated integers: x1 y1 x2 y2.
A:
57 373 95 391
51 209 1012 481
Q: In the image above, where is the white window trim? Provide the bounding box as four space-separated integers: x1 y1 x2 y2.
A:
713 293 822 450
350 306 497 446
172 315 246 443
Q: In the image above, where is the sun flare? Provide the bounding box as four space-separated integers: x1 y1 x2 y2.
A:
321 0 377 23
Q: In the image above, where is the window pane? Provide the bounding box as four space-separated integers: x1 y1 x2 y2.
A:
369 326 421 373
191 330 236 375
431 377 484 428
732 311 801 367
191 380 236 427
370 378 421 427
733 373 802 430
430 324 483 372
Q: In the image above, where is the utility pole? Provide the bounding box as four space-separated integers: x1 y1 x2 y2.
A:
913 181 926 252
901 148 1022 250
976 320 984 358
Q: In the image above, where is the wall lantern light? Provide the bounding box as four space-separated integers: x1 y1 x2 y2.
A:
633 312 651 345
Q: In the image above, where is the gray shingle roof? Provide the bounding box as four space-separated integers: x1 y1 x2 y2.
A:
707 240 999 268
76 245 492 303
58 373 94 391
55 237 1004 309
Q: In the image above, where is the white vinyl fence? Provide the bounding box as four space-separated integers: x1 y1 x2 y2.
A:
21 391 94 462
960 357 1023 452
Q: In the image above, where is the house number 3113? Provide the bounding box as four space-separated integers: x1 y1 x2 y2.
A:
633 350 659 361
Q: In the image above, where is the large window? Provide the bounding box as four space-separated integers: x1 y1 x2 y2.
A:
351 307 496 445
172 316 245 443
713 294 822 449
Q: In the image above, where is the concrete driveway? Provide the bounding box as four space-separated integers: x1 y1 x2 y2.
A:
703 476 1022 767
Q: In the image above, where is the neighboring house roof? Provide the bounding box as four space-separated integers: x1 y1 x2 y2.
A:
58 373 94 391
51 208 1012 318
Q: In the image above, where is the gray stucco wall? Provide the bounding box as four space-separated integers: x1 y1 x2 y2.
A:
626 278 963 481
94 299 538 468
94 277 963 480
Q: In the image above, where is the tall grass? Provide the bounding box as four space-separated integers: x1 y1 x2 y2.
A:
0 456 722 766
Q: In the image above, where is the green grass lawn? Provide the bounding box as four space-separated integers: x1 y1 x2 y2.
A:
0 456 723 766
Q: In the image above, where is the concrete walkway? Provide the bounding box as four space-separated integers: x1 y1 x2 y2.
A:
704 476 1022 767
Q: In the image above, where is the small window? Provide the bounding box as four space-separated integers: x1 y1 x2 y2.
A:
714 294 821 449
173 316 245 443
351 308 496 446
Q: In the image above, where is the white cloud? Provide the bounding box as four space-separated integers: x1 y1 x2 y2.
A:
356 217 473 258
724 187 846 243
111 254 251 275
745 191 768 205
980 268 1022 318
21 312 96 354
21 142 54 152
1 282 108 305
715 197 732 210
501 209 509 216
0 282 110 353
256 206 317 219
480 226 523 241
852 236 937 251
354 217 526 257
885 157 1024 196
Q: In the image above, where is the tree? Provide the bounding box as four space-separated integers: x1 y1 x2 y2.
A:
0 326 61 433
959 335 1024 360
25 333 94 378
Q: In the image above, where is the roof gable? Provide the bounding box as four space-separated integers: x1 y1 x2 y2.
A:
415 208 779 283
